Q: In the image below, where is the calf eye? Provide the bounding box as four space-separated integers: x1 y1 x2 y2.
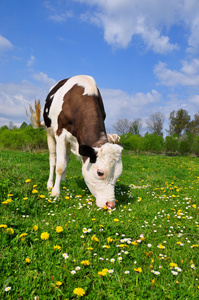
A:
97 170 104 177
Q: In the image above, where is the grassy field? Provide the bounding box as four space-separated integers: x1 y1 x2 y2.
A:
0 150 198 299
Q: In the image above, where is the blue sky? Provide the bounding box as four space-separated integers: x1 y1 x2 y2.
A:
1 0 199 134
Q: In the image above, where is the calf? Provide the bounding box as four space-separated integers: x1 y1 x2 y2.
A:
29 75 123 208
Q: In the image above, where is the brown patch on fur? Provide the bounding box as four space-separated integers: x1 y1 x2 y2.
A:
56 85 108 147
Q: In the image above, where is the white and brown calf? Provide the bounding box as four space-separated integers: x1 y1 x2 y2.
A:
30 75 123 208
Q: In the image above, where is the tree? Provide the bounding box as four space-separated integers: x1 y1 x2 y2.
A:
20 122 28 129
112 119 131 135
129 119 142 136
168 109 191 136
187 112 199 135
146 112 165 136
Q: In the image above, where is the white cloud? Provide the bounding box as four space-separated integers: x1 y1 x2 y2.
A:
154 60 199 87
76 0 199 53
27 55 36 67
32 72 56 88
0 34 13 52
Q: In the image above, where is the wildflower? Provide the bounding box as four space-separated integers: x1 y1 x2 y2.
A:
19 233 28 238
33 225 38 231
54 245 61 251
6 228 14 235
108 269 114 274
23 197 28 200
190 264 196 270
124 271 130 274
62 253 69 259
81 260 90 266
110 258 115 263
134 267 142 273
114 219 119 222
25 179 31 183
32 189 38 194
5 287 11 292
25 258 31 263
40 232 49 240
131 241 138 245
91 235 99 242
118 256 123 261
39 195 46 198
147 244 152 247
75 266 81 271
34 296 39 300
103 245 110 249
73 287 85 297
169 263 178 268
71 270 76 275
107 237 114 243
171 270 178 275
0 224 7 228
56 281 62 286
157 244 165 249
87 247 93 251
56 226 63 233
98 268 109 276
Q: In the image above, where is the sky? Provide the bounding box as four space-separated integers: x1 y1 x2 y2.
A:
0 0 199 135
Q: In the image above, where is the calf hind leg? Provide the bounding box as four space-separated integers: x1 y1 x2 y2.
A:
46 129 56 190
51 134 71 198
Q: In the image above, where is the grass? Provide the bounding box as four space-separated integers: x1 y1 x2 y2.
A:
0 150 198 299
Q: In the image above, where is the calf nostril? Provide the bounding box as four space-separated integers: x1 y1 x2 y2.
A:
106 201 115 209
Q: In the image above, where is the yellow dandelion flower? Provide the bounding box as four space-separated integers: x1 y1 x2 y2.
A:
25 258 31 263
169 263 178 268
6 228 14 235
81 260 90 266
39 195 46 198
131 241 138 245
56 226 63 233
25 179 31 183
0 224 7 228
19 233 28 238
32 189 38 194
87 247 93 251
40 232 49 240
73 287 85 297
54 245 61 251
56 281 62 286
98 268 109 276
33 225 38 231
91 235 99 242
107 237 114 243
114 219 119 222
134 267 142 273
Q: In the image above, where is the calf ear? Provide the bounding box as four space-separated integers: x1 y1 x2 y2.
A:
79 145 97 163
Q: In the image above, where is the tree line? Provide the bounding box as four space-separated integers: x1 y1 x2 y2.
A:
0 108 199 155
113 109 199 155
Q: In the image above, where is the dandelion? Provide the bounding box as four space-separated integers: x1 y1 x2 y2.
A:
56 281 62 286
40 232 49 240
25 258 31 263
81 260 90 266
0 224 7 228
114 218 119 222
6 228 14 235
39 195 46 199
107 237 114 243
32 189 38 194
87 247 93 251
25 179 31 183
134 267 142 273
62 253 69 259
103 245 110 249
73 287 85 297
19 233 28 238
157 244 165 249
33 225 38 231
5 287 11 292
91 235 99 242
54 245 61 251
56 226 63 233
169 263 178 268
98 269 109 276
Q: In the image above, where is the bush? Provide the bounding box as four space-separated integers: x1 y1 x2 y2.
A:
178 136 191 155
120 133 143 152
165 135 179 153
0 126 47 150
191 136 199 156
142 133 164 153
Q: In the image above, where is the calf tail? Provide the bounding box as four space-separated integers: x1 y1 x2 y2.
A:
26 100 44 128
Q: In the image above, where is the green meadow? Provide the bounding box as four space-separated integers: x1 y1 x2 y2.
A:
0 150 198 299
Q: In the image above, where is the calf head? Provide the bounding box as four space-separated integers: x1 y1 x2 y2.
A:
79 143 123 208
